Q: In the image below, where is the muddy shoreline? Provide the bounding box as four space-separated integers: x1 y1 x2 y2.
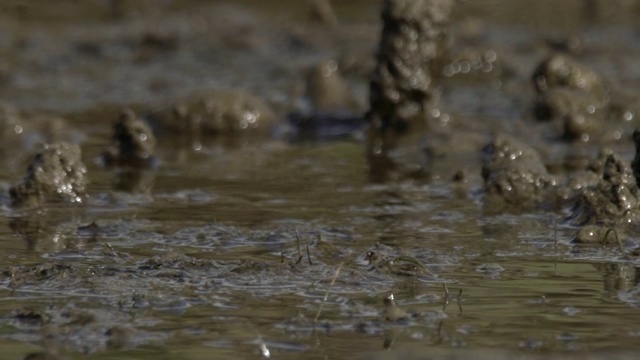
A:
1 1 640 359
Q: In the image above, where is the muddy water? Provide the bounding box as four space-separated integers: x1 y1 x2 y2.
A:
1 1 640 359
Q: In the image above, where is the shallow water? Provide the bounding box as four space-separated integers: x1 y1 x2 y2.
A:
1 1 640 359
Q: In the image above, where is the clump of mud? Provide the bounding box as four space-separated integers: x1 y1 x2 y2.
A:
286 59 366 142
535 87 607 141
368 0 454 126
481 134 557 212
9 143 88 208
305 60 361 113
102 109 156 167
531 54 636 142
366 0 453 153
532 54 605 97
570 150 640 226
532 54 606 142
147 89 275 138
567 145 640 245
365 0 453 181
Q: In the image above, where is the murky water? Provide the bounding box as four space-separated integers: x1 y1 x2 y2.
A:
1 1 640 359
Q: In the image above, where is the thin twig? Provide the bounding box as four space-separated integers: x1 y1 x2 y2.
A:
295 229 303 265
306 245 313 266
603 228 624 252
394 255 435 276
246 320 270 359
434 320 444 345
314 262 343 323
442 283 450 311
296 229 302 256
554 219 558 276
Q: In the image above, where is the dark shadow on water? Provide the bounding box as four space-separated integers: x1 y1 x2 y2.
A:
595 262 640 292
112 169 156 193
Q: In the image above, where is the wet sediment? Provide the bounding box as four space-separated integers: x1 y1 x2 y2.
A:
9 143 88 208
102 109 156 168
1 0 640 358
365 0 454 181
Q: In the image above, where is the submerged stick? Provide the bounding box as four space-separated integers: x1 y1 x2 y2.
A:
314 262 343 323
435 321 445 345
394 255 436 276
603 228 624 252
442 283 449 311
247 322 271 359
258 336 270 359
296 229 302 256
295 229 303 265
553 218 558 276
442 283 463 314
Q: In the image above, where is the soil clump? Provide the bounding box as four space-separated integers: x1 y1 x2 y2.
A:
10 143 88 208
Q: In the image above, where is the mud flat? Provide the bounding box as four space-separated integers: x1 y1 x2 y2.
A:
1 1 640 359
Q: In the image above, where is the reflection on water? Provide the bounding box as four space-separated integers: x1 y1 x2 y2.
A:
112 169 156 193
598 263 640 292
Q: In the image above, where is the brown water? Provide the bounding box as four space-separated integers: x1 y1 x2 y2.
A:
1 1 640 359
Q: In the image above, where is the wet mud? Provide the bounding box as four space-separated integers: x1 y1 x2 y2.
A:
2 1 640 359
365 0 453 182
102 109 156 168
10 143 88 208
